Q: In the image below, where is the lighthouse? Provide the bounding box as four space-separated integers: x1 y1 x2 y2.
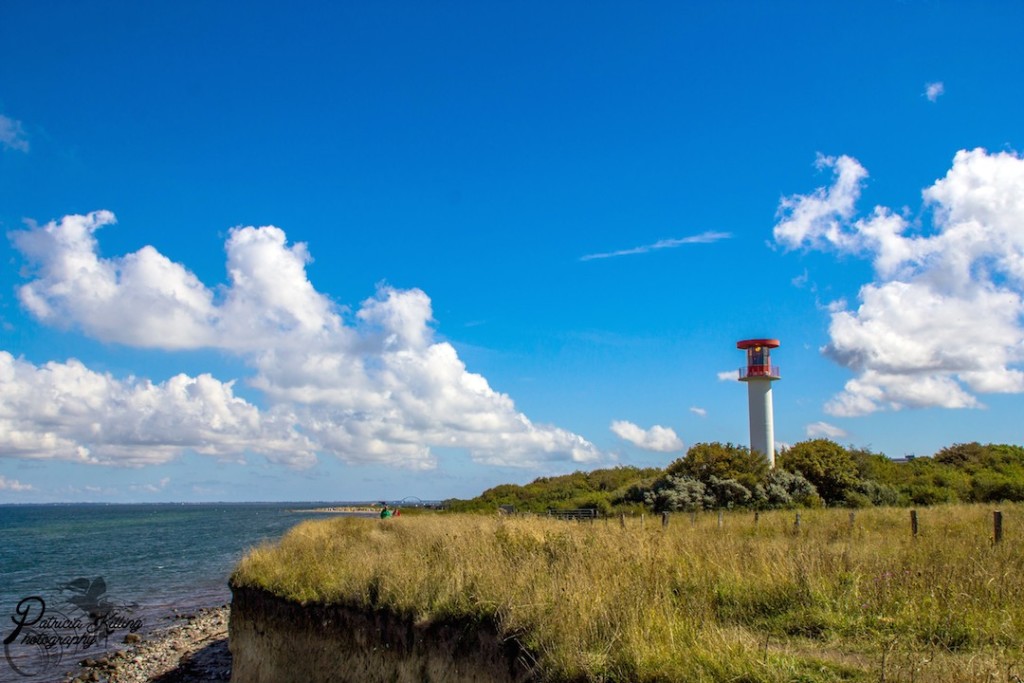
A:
737 339 780 467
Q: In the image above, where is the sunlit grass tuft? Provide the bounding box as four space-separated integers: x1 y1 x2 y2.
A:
232 504 1024 682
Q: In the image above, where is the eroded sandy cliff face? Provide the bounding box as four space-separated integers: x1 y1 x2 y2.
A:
229 585 534 683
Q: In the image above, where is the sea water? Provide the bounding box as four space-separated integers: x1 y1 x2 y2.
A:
0 503 372 680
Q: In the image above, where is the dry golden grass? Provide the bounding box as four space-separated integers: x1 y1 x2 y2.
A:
231 504 1024 682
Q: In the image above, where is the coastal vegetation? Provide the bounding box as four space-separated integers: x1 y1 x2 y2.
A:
232 504 1024 682
444 465 662 515
444 441 1024 514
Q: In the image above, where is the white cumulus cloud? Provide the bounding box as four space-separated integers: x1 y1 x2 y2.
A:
689 406 707 417
805 421 848 439
0 352 315 467
0 113 29 152
924 82 945 103
610 420 683 452
717 369 738 381
773 154 868 252
7 213 602 470
0 475 35 491
775 149 1024 415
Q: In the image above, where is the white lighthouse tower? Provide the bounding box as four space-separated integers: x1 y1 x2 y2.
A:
737 338 780 467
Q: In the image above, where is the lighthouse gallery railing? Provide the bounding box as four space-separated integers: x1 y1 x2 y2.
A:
738 365 781 379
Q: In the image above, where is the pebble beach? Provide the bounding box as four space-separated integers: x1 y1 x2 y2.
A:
64 606 231 683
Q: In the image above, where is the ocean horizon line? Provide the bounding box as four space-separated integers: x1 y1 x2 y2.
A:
0 499 446 507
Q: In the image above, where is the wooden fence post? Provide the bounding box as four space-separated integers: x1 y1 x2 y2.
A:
662 511 669 528
910 509 919 538
640 514 645 529
994 510 1003 544
690 511 697 526
794 513 801 533
754 511 760 526
717 510 723 529
620 512 626 529
848 511 855 534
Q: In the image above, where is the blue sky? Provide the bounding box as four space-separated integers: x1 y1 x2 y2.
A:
2 1 1022 503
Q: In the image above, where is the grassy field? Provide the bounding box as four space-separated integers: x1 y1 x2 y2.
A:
231 504 1024 682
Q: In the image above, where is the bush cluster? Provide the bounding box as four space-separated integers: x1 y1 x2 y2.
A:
444 466 661 514
446 440 1024 513
645 440 1024 511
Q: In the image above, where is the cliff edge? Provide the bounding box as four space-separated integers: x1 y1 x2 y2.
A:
228 585 534 683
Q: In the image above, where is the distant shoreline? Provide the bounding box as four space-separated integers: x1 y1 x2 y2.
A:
294 507 382 514
0 501 440 507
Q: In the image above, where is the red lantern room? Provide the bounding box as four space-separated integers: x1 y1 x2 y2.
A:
736 338 781 467
737 338 780 380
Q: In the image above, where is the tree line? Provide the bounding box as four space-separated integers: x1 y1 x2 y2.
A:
444 440 1024 514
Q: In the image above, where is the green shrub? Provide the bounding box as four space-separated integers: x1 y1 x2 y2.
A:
906 483 959 505
850 479 903 507
778 439 860 506
704 476 752 509
670 442 769 490
644 474 707 512
970 472 1024 502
